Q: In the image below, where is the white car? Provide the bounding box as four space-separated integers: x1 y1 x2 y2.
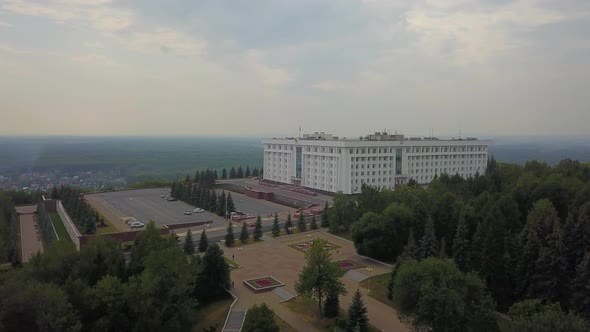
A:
194 208 205 213
184 210 192 215
130 220 145 228
126 218 137 226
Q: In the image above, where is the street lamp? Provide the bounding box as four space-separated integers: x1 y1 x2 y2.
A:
366 267 374 293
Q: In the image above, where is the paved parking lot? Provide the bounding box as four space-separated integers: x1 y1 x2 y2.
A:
86 188 226 228
86 188 295 231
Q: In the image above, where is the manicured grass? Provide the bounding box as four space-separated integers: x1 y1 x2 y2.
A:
48 212 73 244
329 231 353 242
236 237 264 246
224 257 240 269
286 296 381 332
265 227 321 238
359 272 395 309
193 295 233 332
275 313 297 332
94 216 118 235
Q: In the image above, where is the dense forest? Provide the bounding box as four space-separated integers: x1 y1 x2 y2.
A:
331 158 590 319
0 222 231 331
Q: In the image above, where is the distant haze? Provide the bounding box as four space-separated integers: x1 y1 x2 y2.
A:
0 1 589 137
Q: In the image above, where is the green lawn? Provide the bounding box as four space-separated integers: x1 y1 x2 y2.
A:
286 296 381 332
193 296 233 332
94 216 118 235
359 272 395 309
224 257 240 269
49 212 73 244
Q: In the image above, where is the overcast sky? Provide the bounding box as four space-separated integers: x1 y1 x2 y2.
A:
0 0 588 138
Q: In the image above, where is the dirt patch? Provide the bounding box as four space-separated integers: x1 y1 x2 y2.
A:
85 195 128 231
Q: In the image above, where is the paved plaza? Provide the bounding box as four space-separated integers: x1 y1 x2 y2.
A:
16 205 43 262
223 230 409 332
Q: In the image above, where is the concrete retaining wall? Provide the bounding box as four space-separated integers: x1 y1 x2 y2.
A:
56 201 82 250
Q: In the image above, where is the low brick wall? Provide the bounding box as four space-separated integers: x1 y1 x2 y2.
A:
165 220 213 230
79 227 171 247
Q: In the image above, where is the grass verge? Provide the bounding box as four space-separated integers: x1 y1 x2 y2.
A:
95 217 118 235
224 257 240 269
48 212 73 244
359 272 395 309
286 296 381 332
193 295 233 332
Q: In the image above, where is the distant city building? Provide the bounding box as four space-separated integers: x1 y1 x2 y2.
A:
262 131 490 194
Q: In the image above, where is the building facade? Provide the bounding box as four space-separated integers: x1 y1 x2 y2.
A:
262 132 490 194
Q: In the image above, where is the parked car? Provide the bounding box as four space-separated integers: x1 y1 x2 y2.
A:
194 208 205 213
167 197 178 201
130 220 145 228
126 218 137 226
183 210 192 215
161 194 165 198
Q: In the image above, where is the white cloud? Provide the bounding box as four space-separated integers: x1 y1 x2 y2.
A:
0 21 14 27
2 0 134 33
83 41 103 48
70 53 112 65
244 49 292 87
128 27 205 57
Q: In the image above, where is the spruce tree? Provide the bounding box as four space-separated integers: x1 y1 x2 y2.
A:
566 205 590 281
571 253 590 319
311 215 318 230
225 221 235 247
252 167 259 177
530 220 568 304
199 228 209 253
253 215 263 241
452 214 471 272
324 288 340 318
227 193 235 213
229 166 236 179
221 168 228 180
209 190 218 213
321 201 329 228
237 165 244 178
439 237 447 259
285 213 293 235
347 289 369 332
217 191 226 216
298 212 307 232
400 228 418 260
272 213 280 237
184 229 195 255
517 219 540 298
194 170 200 183
245 166 251 177
418 218 438 260
240 222 250 244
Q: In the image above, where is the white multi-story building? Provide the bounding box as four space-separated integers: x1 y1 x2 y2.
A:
262 132 490 194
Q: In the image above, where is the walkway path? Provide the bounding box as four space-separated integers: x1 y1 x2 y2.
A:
16 205 43 262
222 230 409 332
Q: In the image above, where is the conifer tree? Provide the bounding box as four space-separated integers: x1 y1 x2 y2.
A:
229 166 236 179
252 167 259 177
321 202 329 228
285 213 293 235
298 212 307 232
240 222 250 244
324 288 340 318
401 228 418 260
272 213 280 237
217 191 226 216
517 219 540 298
418 218 438 260
227 193 235 213
221 168 228 180
225 221 235 247
245 166 251 177
194 170 200 183
253 215 263 241
347 289 369 332
199 228 209 253
566 205 590 280
439 237 447 259
452 214 471 272
183 229 195 255
311 215 318 230
237 165 244 178
530 220 568 304
571 253 590 319
209 190 218 213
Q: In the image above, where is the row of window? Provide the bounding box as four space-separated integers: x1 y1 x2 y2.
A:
411 160 486 167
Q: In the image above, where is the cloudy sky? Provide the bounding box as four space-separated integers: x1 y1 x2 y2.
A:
0 0 588 137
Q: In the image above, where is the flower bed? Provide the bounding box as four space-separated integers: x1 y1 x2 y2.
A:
243 276 284 293
334 259 364 271
289 240 341 253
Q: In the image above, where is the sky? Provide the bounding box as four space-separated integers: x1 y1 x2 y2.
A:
0 0 589 138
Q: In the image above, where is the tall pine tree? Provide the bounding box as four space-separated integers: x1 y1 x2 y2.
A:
452 213 471 272
225 221 235 247
253 215 263 241
240 222 250 244
298 212 307 232
348 289 369 332
199 228 209 253
272 213 280 237
418 217 438 260
285 213 293 235
183 229 195 255
321 202 329 228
